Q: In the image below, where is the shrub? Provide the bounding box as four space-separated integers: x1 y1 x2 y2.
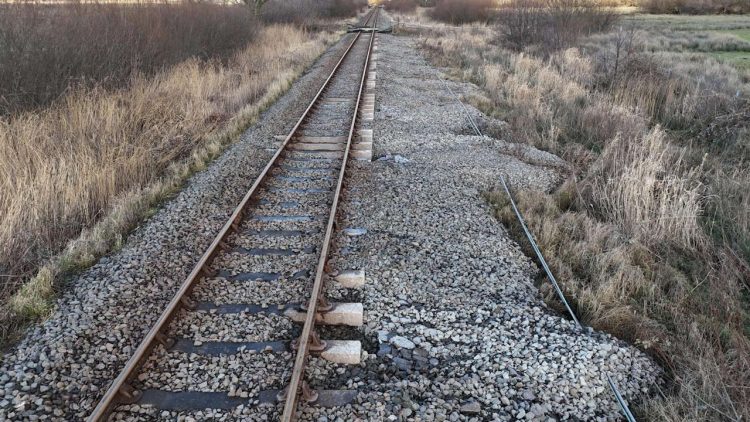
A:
496 0 618 52
0 2 257 116
384 0 419 13
260 0 362 25
327 0 364 17
428 0 495 24
261 0 319 24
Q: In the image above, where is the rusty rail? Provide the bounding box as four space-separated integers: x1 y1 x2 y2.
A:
280 8 379 421
88 7 380 421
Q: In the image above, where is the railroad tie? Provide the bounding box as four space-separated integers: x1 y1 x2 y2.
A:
352 129 374 161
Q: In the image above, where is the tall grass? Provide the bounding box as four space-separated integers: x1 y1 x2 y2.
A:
0 2 257 116
417 15 750 421
585 128 706 249
0 25 333 346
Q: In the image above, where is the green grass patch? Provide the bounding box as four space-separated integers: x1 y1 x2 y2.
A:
708 50 750 69
626 14 750 32
724 28 750 42
712 29 750 70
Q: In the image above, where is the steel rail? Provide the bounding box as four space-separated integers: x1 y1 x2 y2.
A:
87 8 378 421
435 70 482 138
280 8 379 422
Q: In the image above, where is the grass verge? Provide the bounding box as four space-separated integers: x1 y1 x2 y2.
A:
410 13 750 421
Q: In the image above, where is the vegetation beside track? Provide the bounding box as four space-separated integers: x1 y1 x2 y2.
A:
0 3 259 116
394 6 749 421
0 7 350 348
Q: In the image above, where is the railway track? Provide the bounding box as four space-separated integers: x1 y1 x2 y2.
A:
90 7 381 421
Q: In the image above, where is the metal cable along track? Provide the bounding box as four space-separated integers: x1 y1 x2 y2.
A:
499 177 636 422
88 7 380 421
440 70 638 420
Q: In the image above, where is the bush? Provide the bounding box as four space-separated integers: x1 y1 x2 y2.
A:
384 0 419 13
428 0 495 24
496 0 618 52
260 0 362 25
0 2 257 116
261 0 319 24
327 0 364 17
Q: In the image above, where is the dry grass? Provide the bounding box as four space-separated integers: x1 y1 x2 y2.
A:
585 127 706 250
553 0 750 11
520 0 750 11
415 14 750 421
0 25 335 347
487 181 750 421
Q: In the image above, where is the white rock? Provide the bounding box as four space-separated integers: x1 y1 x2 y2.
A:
390 336 415 350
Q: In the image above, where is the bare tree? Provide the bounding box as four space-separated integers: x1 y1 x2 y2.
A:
611 23 636 85
497 0 618 53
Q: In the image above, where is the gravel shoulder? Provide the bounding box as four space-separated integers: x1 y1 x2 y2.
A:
302 31 661 421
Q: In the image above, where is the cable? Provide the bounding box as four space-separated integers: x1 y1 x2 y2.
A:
500 175 638 422
499 175 580 326
429 42 639 422
434 69 483 137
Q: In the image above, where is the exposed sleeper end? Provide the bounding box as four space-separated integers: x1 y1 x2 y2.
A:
334 269 366 288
